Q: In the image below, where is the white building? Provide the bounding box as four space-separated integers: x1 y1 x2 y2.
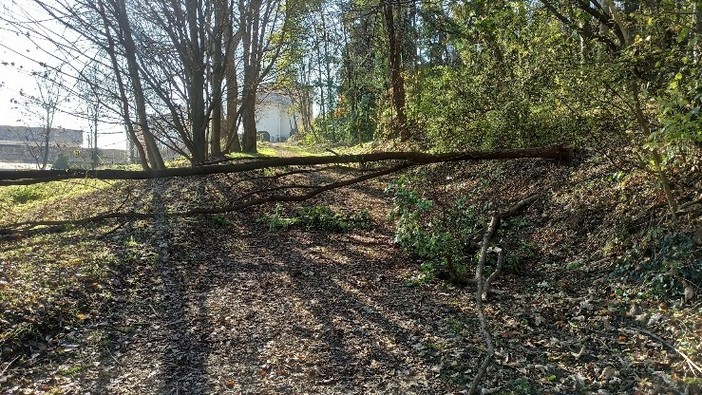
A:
255 91 297 142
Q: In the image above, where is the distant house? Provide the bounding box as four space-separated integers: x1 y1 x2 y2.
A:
254 91 298 142
0 125 127 169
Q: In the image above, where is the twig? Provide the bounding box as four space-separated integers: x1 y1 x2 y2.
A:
105 347 121 366
469 194 541 393
0 355 20 379
677 195 702 214
483 246 505 301
622 327 702 377
98 220 129 239
148 303 159 317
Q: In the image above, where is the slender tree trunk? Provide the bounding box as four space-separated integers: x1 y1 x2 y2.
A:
92 114 99 169
186 0 208 164
240 0 260 153
383 0 408 141
96 0 149 169
209 0 227 158
224 22 242 153
41 112 50 170
241 83 258 152
114 0 165 169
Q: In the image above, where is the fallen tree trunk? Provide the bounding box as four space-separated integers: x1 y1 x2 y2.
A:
0 147 573 186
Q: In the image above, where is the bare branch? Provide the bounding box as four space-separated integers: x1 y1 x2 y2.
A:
0 162 412 234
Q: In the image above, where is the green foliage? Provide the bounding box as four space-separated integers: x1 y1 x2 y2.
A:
510 377 540 395
259 203 371 233
259 204 298 232
52 153 71 170
211 214 232 227
616 229 702 299
0 180 111 211
386 174 482 284
296 204 371 231
6 186 44 205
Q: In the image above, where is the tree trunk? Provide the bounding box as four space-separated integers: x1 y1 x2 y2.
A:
186 0 208 164
239 0 260 153
241 85 258 152
383 0 409 141
114 0 165 169
224 27 242 153
1 146 575 184
41 118 50 170
209 0 227 159
97 0 150 169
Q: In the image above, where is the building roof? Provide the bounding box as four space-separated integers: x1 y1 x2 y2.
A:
258 91 294 107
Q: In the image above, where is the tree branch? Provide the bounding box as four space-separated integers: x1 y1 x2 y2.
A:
0 163 413 234
0 147 573 185
469 193 540 393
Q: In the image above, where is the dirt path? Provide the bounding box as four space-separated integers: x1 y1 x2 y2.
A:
5 177 483 394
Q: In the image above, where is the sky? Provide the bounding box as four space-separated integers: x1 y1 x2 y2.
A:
0 1 128 150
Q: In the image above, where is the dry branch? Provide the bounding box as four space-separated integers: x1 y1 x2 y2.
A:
469 215 500 395
469 193 540 394
0 163 413 233
0 147 572 185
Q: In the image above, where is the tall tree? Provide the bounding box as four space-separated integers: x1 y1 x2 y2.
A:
238 0 292 152
383 0 409 141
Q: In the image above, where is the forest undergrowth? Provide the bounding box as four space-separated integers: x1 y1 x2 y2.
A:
0 148 701 394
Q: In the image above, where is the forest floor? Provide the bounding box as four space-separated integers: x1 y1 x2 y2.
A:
0 146 701 394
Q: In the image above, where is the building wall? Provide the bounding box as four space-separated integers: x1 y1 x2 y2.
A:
255 92 297 142
0 125 128 168
0 125 83 146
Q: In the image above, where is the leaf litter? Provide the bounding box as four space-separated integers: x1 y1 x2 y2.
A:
0 153 700 394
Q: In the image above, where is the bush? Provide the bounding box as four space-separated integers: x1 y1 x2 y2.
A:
8 187 43 204
52 153 70 170
386 174 483 284
616 229 702 299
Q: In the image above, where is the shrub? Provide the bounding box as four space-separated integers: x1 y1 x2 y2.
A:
8 187 43 204
386 174 483 284
296 204 371 232
52 153 70 170
258 204 371 233
616 229 702 299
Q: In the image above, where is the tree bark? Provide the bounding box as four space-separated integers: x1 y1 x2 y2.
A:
97 0 150 170
186 0 208 164
0 146 573 185
114 0 165 169
383 0 409 141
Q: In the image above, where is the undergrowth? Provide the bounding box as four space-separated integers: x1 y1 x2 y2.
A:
0 180 111 216
386 173 487 285
615 228 702 300
259 203 372 232
0 228 120 357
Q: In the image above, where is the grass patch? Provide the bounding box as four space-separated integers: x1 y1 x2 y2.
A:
0 228 120 355
281 144 322 157
226 144 277 159
0 179 112 216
